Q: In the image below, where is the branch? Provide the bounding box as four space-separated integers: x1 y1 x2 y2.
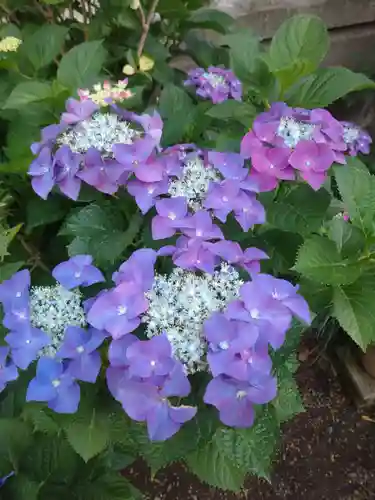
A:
18 235 50 274
137 0 159 59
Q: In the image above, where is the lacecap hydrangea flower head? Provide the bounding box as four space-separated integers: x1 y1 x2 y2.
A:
0 249 310 440
28 90 163 200
184 66 242 103
241 102 372 191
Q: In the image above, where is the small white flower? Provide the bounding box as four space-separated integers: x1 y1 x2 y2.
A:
143 263 242 373
0 36 22 53
58 112 141 156
30 284 86 357
168 156 221 211
342 124 360 144
277 117 315 148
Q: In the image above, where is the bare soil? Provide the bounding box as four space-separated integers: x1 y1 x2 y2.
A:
125 339 375 500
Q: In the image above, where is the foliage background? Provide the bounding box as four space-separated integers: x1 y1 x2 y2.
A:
0 1 375 498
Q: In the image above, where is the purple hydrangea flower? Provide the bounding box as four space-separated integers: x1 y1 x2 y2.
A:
112 249 156 292
204 179 243 223
127 177 169 214
52 255 105 290
207 151 248 180
31 124 66 156
0 471 15 488
233 191 266 231
179 210 224 240
113 140 164 182
152 197 188 240
204 374 276 427
126 334 175 378
28 147 55 200
77 148 125 195
54 146 82 200
56 326 106 383
172 236 220 274
0 347 18 392
87 282 148 339
26 357 80 413
5 326 50 369
341 121 372 156
289 141 335 190
130 110 163 145
61 98 99 125
185 67 242 103
240 247 269 274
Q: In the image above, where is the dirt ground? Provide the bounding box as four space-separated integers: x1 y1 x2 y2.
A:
126 339 375 500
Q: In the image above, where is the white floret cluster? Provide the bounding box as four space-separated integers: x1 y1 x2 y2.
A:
342 124 360 145
168 155 221 211
30 284 86 357
143 263 242 372
277 117 315 148
58 112 141 155
203 72 227 89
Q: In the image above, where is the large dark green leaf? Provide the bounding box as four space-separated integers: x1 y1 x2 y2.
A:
294 235 362 285
3 81 52 109
159 84 195 145
287 67 375 108
333 273 375 350
57 41 107 90
23 25 68 70
264 184 330 236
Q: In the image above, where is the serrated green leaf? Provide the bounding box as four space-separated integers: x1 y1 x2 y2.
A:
214 407 280 480
61 202 131 266
23 25 68 70
333 274 375 350
159 84 195 146
298 278 333 314
334 159 375 238
22 403 60 435
206 100 256 126
75 473 141 500
0 224 22 261
57 40 107 90
326 216 365 257
64 408 109 462
294 235 362 285
264 184 330 236
269 15 329 84
271 320 305 368
186 439 246 491
26 196 67 232
3 81 52 109
287 67 375 108
272 363 304 423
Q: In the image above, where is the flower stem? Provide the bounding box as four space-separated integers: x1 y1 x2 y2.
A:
137 0 160 59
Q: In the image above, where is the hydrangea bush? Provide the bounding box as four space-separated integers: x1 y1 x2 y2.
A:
1 4 375 498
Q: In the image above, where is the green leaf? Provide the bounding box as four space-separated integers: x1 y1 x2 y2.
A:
294 235 362 285
159 84 195 145
60 202 130 266
298 278 333 314
0 418 32 468
22 403 60 435
326 216 365 257
3 81 52 109
224 30 260 84
64 408 109 462
271 320 306 368
264 184 330 236
269 15 329 74
214 407 280 480
57 40 107 90
0 261 24 282
0 224 22 261
187 8 234 33
287 67 375 108
26 196 67 232
206 100 256 126
272 363 304 423
333 273 375 350
334 159 375 238
23 25 68 70
4 474 39 500
76 473 140 500
186 439 246 491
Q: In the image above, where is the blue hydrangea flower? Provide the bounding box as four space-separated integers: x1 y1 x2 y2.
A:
0 347 18 392
52 255 105 290
26 357 80 414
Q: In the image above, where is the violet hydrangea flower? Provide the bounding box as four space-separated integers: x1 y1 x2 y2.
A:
54 146 82 200
52 255 105 290
56 326 106 383
28 147 56 200
61 97 99 124
0 347 18 392
184 67 242 103
5 326 50 370
26 357 80 413
152 197 188 240
341 121 372 155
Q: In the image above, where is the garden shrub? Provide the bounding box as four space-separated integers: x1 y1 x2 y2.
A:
0 2 375 498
